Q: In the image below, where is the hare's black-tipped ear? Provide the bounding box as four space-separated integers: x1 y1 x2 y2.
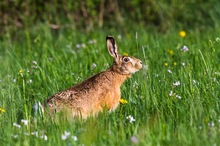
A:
106 36 118 58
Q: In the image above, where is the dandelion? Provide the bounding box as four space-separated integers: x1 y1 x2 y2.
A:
72 136 78 141
119 99 128 104
167 70 172 74
179 31 186 38
0 107 6 113
13 123 21 128
19 69 23 74
164 62 169 67
61 131 71 140
173 62 177 66
126 115 136 123
123 52 128 56
167 49 174 55
181 45 189 52
173 81 180 86
21 119 28 126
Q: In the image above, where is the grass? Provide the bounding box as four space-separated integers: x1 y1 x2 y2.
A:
0 24 220 146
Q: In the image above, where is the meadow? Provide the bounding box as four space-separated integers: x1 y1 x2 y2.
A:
0 24 220 146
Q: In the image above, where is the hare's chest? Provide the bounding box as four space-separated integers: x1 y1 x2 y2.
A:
104 87 121 111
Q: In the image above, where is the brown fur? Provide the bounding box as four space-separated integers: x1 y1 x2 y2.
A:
44 36 142 118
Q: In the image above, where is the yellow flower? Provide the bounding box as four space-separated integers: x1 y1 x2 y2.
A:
164 63 169 67
179 31 186 38
173 62 177 66
123 52 128 56
167 49 174 55
19 69 23 73
0 108 6 113
119 99 128 104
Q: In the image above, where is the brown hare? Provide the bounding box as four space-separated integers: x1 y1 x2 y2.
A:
44 36 142 118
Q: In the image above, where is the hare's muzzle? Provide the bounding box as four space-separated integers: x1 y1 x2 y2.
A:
135 59 142 70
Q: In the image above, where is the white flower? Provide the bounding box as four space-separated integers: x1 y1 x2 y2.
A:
169 91 173 96
126 115 136 123
143 65 148 71
72 136 78 141
32 61 38 65
76 43 86 49
13 123 21 128
88 39 97 44
91 63 97 70
213 78 216 82
21 119 28 126
130 136 139 144
169 91 181 99
12 134 18 138
192 80 197 84
31 131 39 137
24 132 30 136
167 70 172 74
133 81 138 88
173 81 180 86
208 122 215 127
40 135 48 141
27 79 33 84
181 62 185 66
117 34 122 39
181 45 189 52
13 79 16 82
61 131 71 140
175 95 182 99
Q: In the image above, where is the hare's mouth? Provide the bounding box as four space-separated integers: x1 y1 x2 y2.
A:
134 60 142 70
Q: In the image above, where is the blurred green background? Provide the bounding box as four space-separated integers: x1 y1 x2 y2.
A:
1 0 219 35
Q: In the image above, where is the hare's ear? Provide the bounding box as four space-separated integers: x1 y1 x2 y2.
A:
106 36 118 58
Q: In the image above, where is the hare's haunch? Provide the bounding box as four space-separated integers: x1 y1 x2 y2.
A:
44 36 142 118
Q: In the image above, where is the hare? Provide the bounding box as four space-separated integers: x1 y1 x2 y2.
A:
44 36 142 118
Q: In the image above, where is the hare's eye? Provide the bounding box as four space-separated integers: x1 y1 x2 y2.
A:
123 57 130 62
